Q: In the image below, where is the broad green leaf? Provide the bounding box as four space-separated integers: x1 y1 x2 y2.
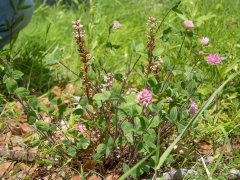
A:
50 124 57 132
67 146 77 157
176 13 187 20
93 144 106 160
123 163 130 173
15 87 29 98
110 48 116 55
35 120 49 131
79 96 88 106
170 107 178 121
97 144 106 154
133 117 141 131
27 111 37 125
86 105 94 113
174 121 188 134
126 132 133 143
28 97 39 109
138 51 148 58
77 137 89 149
9 0 15 11
114 73 123 82
121 121 133 133
109 94 126 103
32 140 41 147
93 91 111 101
139 162 150 172
136 105 143 114
144 129 156 142
188 80 196 94
72 108 84 115
5 78 18 93
135 43 144 52
149 116 160 128
48 92 55 101
196 14 216 27
45 48 60 65
51 98 62 105
171 0 181 10
11 70 23 80
106 136 115 158
42 159 54 166
151 100 164 112
154 48 164 56
58 104 67 118
145 141 156 153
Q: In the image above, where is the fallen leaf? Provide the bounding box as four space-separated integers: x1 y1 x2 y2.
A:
0 161 16 177
52 86 61 96
20 123 34 133
113 174 119 180
10 122 22 135
83 159 96 171
71 175 82 180
19 163 28 171
13 145 24 151
196 140 212 155
14 101 23 112
217 144 233 156
88 175 100 180
0 135 6 143
207 156 214 163
65 84 76 95
29 164 38 176
106 174 113 180
10 135 23 144
18 114 27 123
40 98 51 105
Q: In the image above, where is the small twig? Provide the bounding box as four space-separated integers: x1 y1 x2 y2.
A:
58 61 79 77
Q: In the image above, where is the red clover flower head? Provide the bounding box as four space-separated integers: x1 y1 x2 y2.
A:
184 20 194 30
199 50 204 55
201 37 210 45
136 89 152 107
206 54 221 65
77 123 83 132
113 20 120 29
188 102 197 115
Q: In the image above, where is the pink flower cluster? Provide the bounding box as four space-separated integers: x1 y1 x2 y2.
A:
179 20 221 66
113 20 120 29
77 123 83 132
188 102 197 115
184 20 194 30
201 37 210 45
206 54 221 65
136 89 152 107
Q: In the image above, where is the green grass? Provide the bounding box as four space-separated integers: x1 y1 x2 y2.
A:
7 0 239 93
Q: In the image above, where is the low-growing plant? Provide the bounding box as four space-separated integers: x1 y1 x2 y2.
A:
1 0 239 179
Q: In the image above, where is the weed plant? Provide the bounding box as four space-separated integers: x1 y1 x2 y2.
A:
0 0 239 179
